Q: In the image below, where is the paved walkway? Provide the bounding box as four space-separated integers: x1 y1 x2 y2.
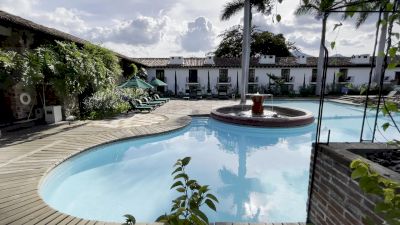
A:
0 100 305 225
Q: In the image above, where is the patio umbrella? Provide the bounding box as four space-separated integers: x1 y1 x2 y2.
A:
119 77 154 89
150 78 167 87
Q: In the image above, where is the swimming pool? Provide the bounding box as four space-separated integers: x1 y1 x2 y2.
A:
40 101 400 223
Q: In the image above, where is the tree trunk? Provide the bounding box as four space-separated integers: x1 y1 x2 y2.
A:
174 71 177 96
42 83 46 110
373 11 388 84
240 0 251 104
315 14 328 96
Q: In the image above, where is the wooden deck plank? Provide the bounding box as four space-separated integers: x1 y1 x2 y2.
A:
0 193 39 210
76 220 90 225
0 180 39 191
0 169 44 178
36 212 66 224
0 189 37 204
9 206 54 225
0 187 37 200
56 215 76 225
67 217 84 225
85 221 96 225
0 196 42 215
0 201 47 224
0 178 40 189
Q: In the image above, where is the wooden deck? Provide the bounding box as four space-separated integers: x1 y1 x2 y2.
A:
0 100 307 225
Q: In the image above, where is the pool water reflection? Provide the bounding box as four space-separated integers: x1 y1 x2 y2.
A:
40 101 399 223
41 118 315 223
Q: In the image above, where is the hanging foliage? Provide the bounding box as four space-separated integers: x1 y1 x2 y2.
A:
0 49 27 89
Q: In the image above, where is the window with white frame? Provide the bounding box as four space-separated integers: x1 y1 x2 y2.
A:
281 69 291 82
311 69 317 82
219 69 228 82
338 69 348 82
249 69 256 82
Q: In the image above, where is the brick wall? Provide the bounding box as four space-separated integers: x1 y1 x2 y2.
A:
306 143 397 225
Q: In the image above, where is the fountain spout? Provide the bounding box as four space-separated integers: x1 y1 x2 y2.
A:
246 93 272 115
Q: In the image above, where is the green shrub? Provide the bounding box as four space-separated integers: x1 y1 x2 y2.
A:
299 85 315 97
117 88 147 100
83 89 130 119
0 49 26 89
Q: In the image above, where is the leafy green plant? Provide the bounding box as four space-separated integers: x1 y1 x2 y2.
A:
51 41 121 98
156 157 219 225
14 41 123 117
380 101 400 143
124 157 219 225
0 49 26 89
299 85 315 97
123 214 136 225
130 64 138 79
21 46 58 108
267 73 285 96
350 159 400 225
83 89 130 119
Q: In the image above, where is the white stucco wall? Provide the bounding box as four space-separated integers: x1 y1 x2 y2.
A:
146 66 400 95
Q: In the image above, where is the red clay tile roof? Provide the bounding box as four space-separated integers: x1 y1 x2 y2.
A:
132 57 370 68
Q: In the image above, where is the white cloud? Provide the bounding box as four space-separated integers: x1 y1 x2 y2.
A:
89 15 168 46
35 7 90 34
0 0 37 15
180 17 216 52
0 0 389 57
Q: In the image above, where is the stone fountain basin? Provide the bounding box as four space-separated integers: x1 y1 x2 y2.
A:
210 105 315 127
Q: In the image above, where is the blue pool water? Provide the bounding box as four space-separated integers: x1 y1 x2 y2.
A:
40 101 400 223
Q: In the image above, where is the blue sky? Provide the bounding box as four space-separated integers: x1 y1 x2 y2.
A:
0 0 379 57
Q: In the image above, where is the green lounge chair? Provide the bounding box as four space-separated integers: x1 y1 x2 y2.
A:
148 96 166 104
154 94 170 102
143 97 164 106
135 99 157 109
128 100 153 112
149 96 168 103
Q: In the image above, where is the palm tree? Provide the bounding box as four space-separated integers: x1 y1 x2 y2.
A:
295 0 385 95
295 0 339 96
344 0 390 84
221 0 272 104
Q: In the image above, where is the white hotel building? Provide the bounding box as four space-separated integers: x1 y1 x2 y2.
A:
134 55 400 96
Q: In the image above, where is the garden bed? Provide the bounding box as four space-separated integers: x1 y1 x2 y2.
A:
364 148 400 173
308 142 400 225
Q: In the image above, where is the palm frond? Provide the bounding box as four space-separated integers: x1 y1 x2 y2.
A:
221 0 245 20
251 0 273 14
342 0 384 28
295 4 319 16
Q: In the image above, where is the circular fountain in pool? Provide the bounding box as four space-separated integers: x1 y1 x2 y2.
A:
211 93 314 127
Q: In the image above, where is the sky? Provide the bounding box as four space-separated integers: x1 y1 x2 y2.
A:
0 0 384 58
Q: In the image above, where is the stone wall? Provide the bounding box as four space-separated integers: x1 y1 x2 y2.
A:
307 143 400 225
6 84 37 120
